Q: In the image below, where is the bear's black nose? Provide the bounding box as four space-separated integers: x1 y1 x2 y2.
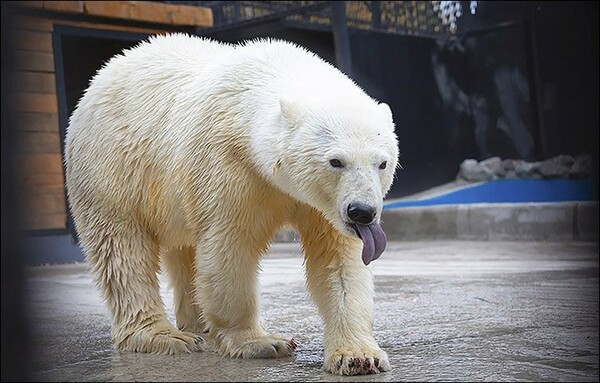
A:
347 203 376 225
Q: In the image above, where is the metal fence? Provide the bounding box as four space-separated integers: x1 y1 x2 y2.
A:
164 1 477 41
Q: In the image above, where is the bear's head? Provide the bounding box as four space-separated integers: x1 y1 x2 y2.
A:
275 95 399 265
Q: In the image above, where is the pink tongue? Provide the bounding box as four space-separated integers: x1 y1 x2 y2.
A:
355 223 387 265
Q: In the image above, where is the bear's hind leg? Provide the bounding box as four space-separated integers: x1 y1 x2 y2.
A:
83 221 202 354
161 246 205 334
194 232 296 359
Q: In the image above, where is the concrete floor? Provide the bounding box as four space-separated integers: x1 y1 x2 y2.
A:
24 241 599 382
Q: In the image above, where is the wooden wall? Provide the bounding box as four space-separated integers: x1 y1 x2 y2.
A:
6 1 212 231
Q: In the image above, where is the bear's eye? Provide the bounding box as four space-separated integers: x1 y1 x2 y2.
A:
329 159 344 168
379 161 387 170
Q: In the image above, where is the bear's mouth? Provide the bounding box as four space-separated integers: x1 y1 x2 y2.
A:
350 222 387 266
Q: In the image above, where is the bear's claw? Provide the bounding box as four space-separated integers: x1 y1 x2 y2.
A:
324 350 390 375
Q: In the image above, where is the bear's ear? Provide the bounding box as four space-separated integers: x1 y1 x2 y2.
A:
280 99 304 129
378 102 393 123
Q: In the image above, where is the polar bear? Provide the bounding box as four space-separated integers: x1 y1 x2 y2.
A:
65 34 398 375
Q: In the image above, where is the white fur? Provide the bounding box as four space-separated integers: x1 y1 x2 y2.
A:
65 34 398 375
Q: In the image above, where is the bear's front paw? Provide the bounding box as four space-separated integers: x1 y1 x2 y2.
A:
324 348 391 375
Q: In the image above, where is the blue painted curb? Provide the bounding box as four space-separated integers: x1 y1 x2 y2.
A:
384 179 597 210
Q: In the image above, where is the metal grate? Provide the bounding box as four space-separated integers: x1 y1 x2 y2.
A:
164 1 477 41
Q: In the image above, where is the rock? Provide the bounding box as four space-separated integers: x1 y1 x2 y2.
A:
480 156 504 179
458 159 491 181
570 154 593 178
515 160 541 178
535 155 574 178
501 159 518 179
457 154 592 182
